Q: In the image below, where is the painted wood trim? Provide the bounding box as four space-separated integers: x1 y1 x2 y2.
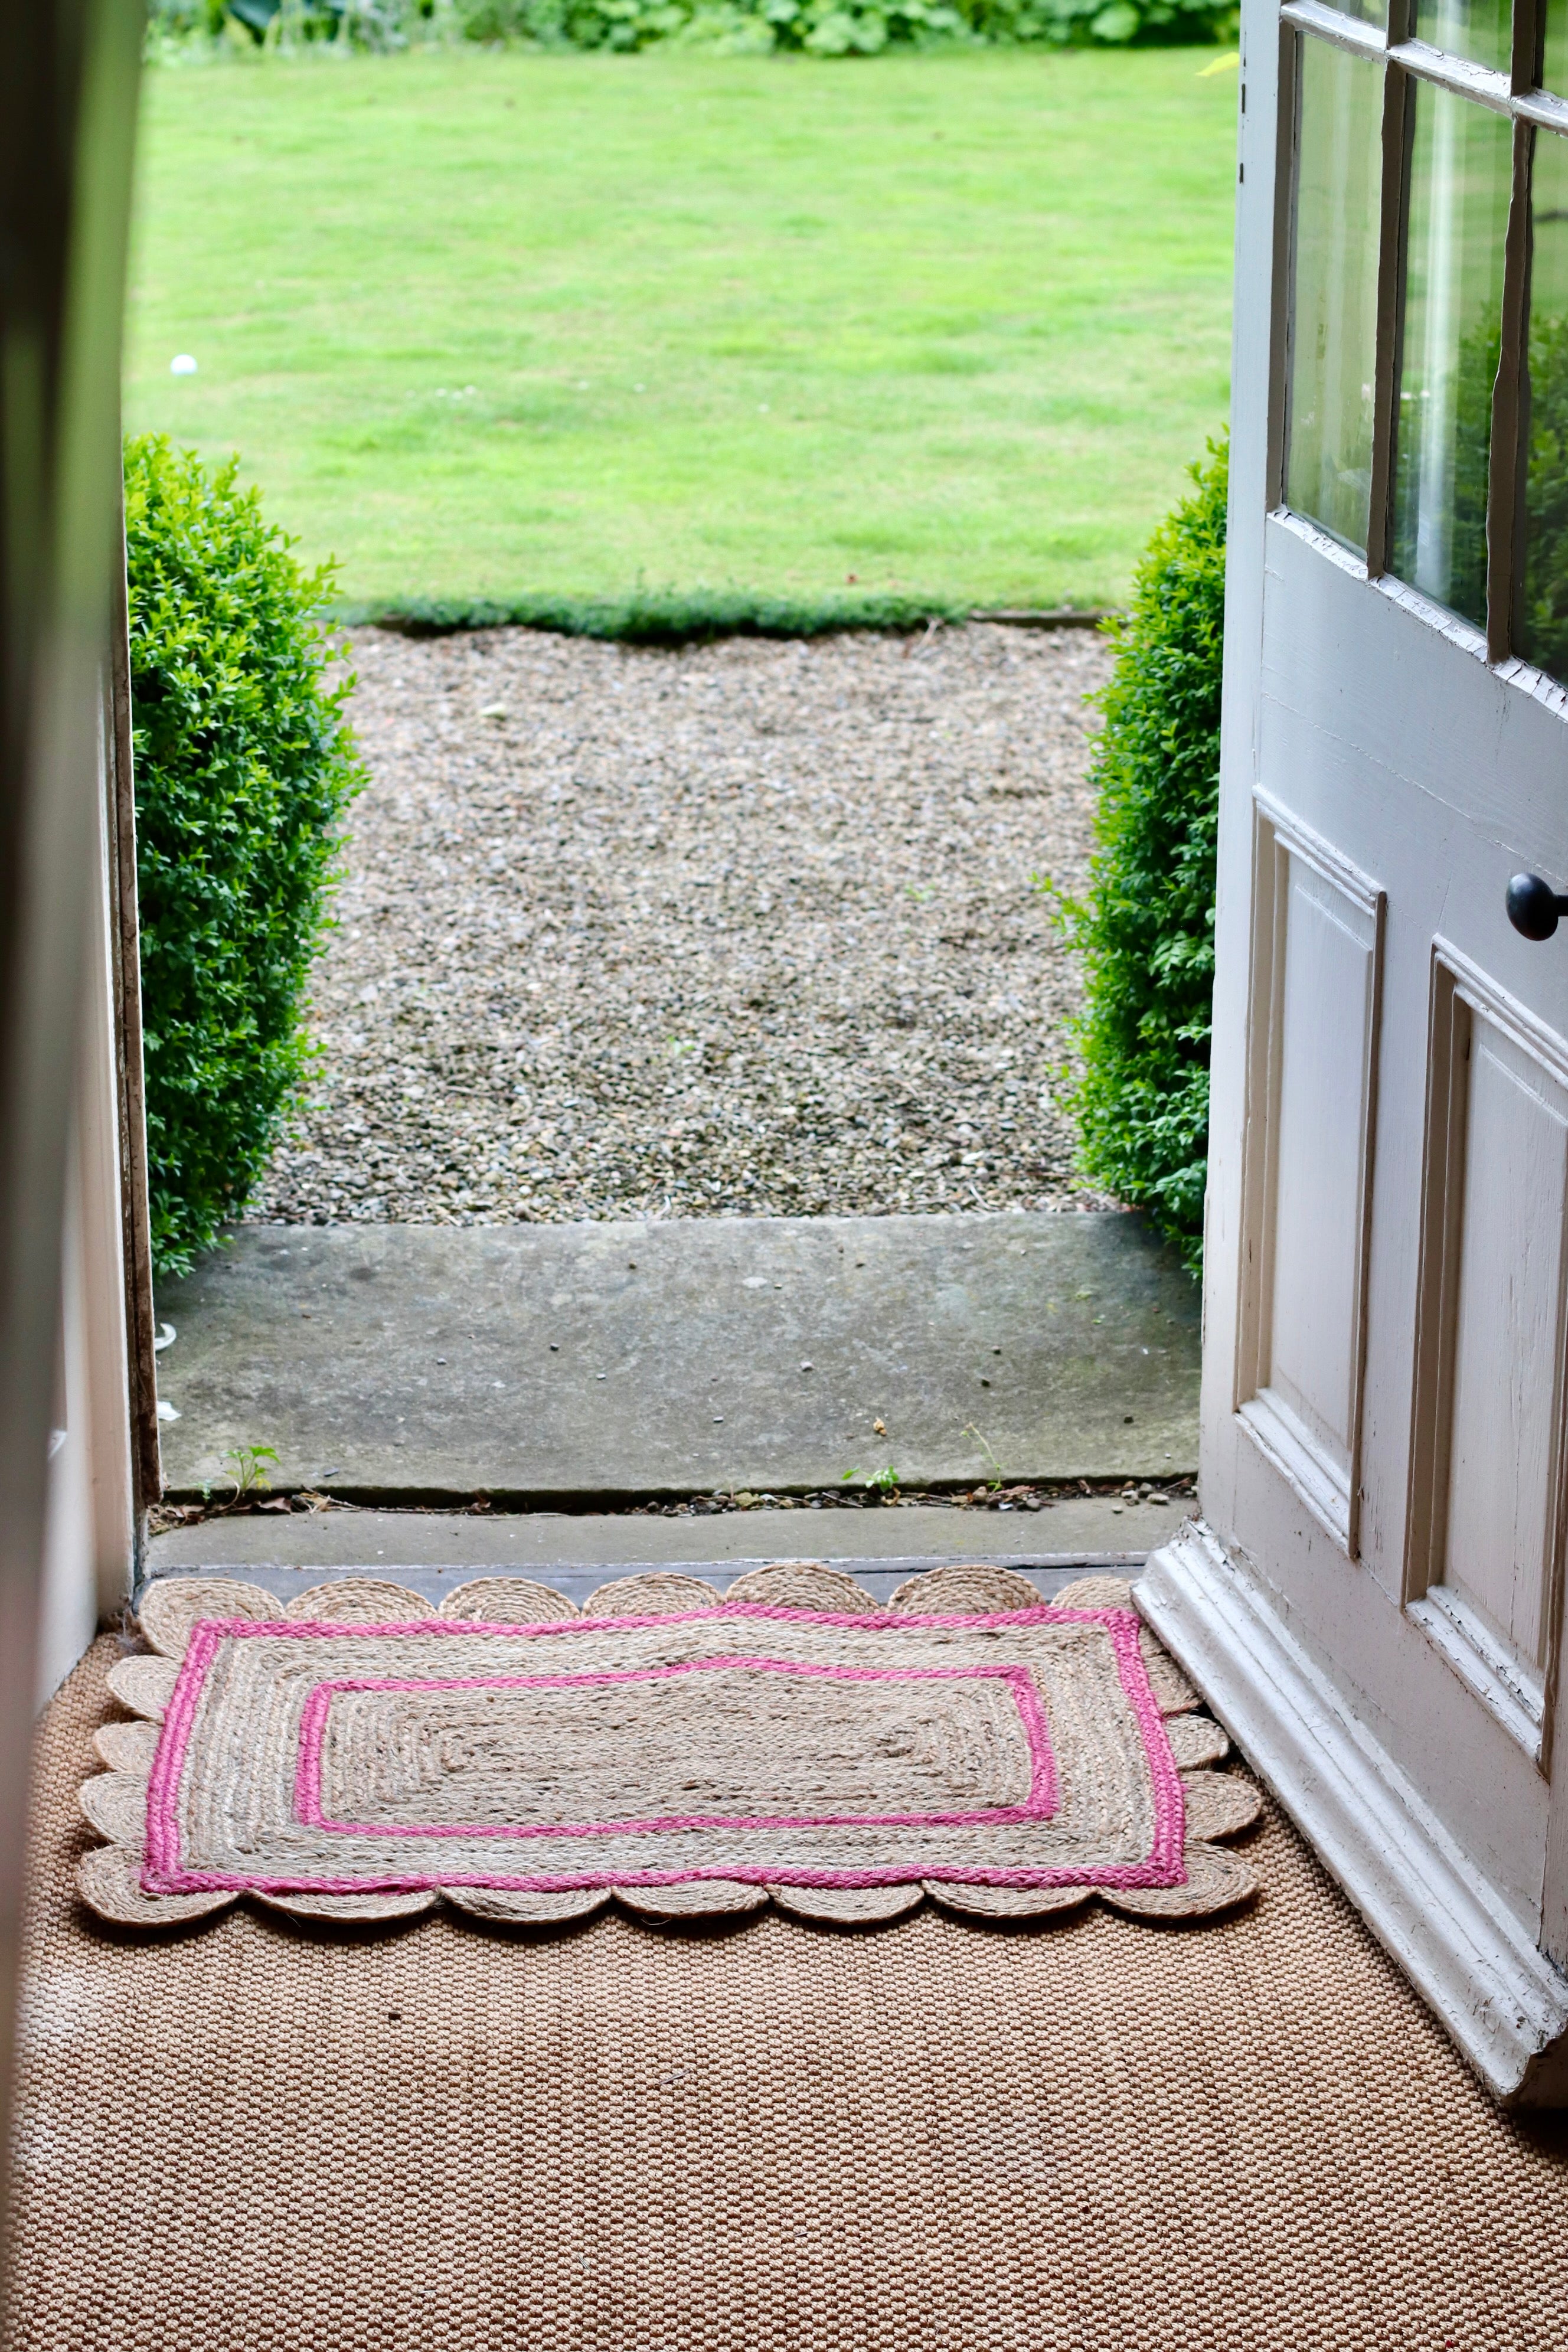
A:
1409 1589 1546 1751
1231 811 1284 1423
107 524 159 1537
1487 117 1534 663
1203 0 1289 1569
1543 1609 1568 1965
1404 950 1469 1609
1373 566 1492 655
1370 56 1413 579
1388 40 1514 112
1270 17 1301 512
1136 1523 1568 2106
1281 1 1386 60
1252 785 1384 914
1511 0 1546 99
1515 88 1568 132
1268 504 1368 577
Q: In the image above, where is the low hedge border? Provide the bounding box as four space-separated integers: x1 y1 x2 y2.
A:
340 589 1115 643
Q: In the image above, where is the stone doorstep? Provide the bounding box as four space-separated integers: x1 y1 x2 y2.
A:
138 1557 1144 1614
143 1495 1187 1607
153 1209 1200 1505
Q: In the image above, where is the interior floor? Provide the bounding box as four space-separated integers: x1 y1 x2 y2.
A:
15 1635 1568 2350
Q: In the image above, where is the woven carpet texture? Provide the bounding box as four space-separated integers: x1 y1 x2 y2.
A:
9 1637 1568 2350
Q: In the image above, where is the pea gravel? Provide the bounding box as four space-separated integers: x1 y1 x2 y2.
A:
254 622 1115 1228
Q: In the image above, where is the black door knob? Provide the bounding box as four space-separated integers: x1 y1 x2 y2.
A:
1507 873 1568 940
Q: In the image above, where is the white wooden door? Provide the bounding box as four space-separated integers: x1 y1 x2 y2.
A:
1139 0 1568 2101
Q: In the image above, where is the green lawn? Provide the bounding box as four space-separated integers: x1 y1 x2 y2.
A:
125 48 1236 613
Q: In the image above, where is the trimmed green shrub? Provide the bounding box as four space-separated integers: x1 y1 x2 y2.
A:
1050 437 1226 1273
125 434 364 1278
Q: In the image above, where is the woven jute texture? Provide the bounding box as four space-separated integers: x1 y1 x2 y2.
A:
12 1636 1568 2350
76 1567 1256 1929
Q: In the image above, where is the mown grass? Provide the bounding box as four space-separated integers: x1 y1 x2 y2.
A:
125 48 1236 612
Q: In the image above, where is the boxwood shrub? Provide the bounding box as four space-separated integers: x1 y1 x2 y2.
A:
125 434 364 1278
1054 437 1226 1274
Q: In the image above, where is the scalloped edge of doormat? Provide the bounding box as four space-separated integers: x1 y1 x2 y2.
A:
77 1563 1262 1935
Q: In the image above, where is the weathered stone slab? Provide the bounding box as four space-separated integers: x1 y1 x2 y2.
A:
154 1210 1198 1504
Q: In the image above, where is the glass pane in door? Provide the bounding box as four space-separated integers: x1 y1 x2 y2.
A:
1416 0 1511 72
1518 129 1568 678
1541 0 1568 91
1390 84 1513 631
1286 38 1384 551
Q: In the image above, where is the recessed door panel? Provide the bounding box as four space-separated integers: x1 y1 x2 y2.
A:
1271 860 1376 1463
1446 1023 1568 1671
1237 794 1383 1551
1407 951 1568 1755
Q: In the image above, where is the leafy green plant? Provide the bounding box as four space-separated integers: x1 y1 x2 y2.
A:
841 1464 901 1493
1520 312 1568 681
1047 437 1226 1275
126 433 365 1278
221 1443 280 1500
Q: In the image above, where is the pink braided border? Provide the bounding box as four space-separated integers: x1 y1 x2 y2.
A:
142 1601 1185 1897
292 1654 1058 1839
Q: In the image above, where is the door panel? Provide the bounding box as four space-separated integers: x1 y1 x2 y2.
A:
1444 1020 1566 1667
1237 793 1383 1549
1403 946 1568 1755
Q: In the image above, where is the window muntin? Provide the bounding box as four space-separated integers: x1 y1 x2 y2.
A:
1288 40 1386 551
1390 81 1512 631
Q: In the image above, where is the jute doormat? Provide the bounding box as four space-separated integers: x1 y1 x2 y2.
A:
77 1562 1259 1932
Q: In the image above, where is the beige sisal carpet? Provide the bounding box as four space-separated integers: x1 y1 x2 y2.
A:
8 1634 1568 2350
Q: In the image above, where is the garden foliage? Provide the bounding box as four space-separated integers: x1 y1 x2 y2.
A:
125 433 364 1277
1053 437 1226 1273
149 0 1234 55
1519 312 1568 680
352 584 969 641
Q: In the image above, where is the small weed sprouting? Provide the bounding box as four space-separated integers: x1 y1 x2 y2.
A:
962 1424 1005 1491
221 1444 280 1502
841 1464 901 1496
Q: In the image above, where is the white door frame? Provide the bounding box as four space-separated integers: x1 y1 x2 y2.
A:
40 555 161 1700
0 0 146 2309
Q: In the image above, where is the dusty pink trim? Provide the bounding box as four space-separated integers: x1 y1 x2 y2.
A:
142 1600 1186 1899
293 1654 1056 1838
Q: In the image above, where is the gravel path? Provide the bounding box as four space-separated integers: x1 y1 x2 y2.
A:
255 622 1114 1227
